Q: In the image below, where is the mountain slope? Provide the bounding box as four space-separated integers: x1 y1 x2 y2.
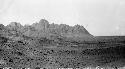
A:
2 19 94 42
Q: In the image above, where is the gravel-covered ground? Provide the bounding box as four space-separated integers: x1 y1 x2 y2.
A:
0 36 125 69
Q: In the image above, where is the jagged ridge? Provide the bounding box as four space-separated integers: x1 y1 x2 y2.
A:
0 19 94 41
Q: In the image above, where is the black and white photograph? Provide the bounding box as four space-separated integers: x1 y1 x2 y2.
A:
0 0 125 69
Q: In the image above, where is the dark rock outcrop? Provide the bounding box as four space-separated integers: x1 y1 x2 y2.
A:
6 22 23 31
0 24 5 30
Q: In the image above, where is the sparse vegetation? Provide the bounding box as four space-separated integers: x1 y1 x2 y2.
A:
0 19 125 68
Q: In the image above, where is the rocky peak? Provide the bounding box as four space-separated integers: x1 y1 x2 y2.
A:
73 24 90 34
32 19 49 30
39 19 49 24
9 22 22 27
39 19 49 28
7 22 23 31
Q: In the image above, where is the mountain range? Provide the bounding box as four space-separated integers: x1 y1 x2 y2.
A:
0 19 94 42
0 19 125 68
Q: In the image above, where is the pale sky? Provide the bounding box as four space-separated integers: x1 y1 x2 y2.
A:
0 0 125 36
